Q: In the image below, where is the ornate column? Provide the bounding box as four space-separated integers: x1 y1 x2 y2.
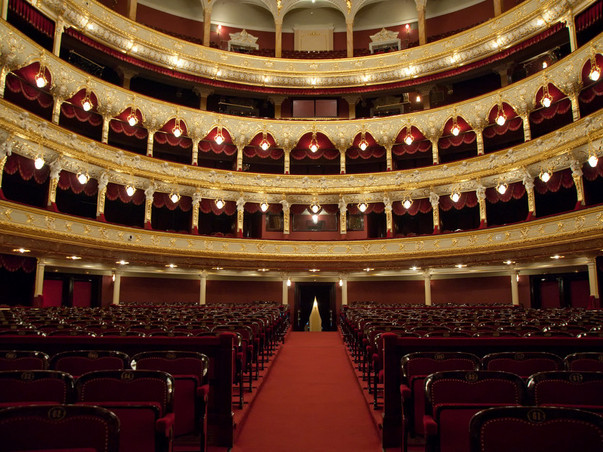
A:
339 147 347 174
510 269 520 306
236 196 245 238
343 95 360 119
569 88 581 122
96 172 109 221
521 113 532 142
0 140 10 196
193 87 213 111
191 192 201 234
269 95 286 119
430 138 439 165
493 0 503 17
112 271 121 305
339 197 347 235
0 66 10 99
101 115 111 144
561 13 578 52
127 0 138 20
191 137 201 166
236 145 244 171
144 185 154 229
282 275 289 305
34 258 45 300
346 18 354 58
385 144 393 171
423 271 432 306
275 18 283 58
475 127 485 155
476 185 487 228
51 96 64 124
587 258 600 300
47 160 62 211
415 0 427 46
281 199 290 235
53 17 66 56
199 270 207 305
384 196 393 238
283 147 291 174
146 129 155 157
571 160 585 207
203 3 213 47
523 173 536 218
430 191 440 233
341 276 348 306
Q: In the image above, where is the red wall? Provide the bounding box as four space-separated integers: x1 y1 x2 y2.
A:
101 275 113 307
353 25 417 51
72 281 92 307
348 280 425 305
206 280 281 304
210 25 276 51
120 277 200 304
136 4 205 41
569 279 590 308
42 279 63 307
426 1 493 39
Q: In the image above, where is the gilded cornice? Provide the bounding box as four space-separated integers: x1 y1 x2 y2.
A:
33 0 594 89
1 200 602 267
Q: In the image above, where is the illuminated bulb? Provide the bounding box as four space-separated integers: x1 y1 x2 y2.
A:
116 260 129 265
260 139 270 151
77 172 89 184
34 69 47 88
125 185 135 197
172 124 182 138
310 203 321 214
81 96 92 112
215 199 225 209
34 156 44 170
358 202 368 213
359 140 368 151
214 131 224 145
339 279 343 287
542 61 548 69
170 193 180 203
410 266 419 271
404 133 413 145
451 192 461 203
166 264 177 268
496 111 506 126
310 142 318 153
415 95 421 103
497 183 508 195
588 154 598 168
127 111 138 126
402 198 412 209
589 66 601 82
312 214 319 224
405 24 410 31
541 94 552 108
540 170 551 183
451 124 460 136
260 202 269 212
287 278 292 287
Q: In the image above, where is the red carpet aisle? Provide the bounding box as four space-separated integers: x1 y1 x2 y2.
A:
232 332 382 452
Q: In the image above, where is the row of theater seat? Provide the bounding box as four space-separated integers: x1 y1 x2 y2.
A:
0 349 209 451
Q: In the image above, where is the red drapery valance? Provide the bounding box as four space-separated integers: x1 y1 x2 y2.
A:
439 191 479 211
58 171 98 196
154 132 192 148
346 147 385 159
244 203 283 214
347 203 384 215
392 140 431 156
534 169 575 194
9 0 54 37
5 73 54 109
291 148 339 160
199 198 236 215
61 103 103 127
105 183 145 205
529 98 572 124
439 131 477 149
152 192 192 211
198 140 237 156
392 198 432 215
483 117 523 138
0 253 36 273
583 161 603 181
109 120 148 140
243 147 284 159
485 182 526 203
3 154 49 184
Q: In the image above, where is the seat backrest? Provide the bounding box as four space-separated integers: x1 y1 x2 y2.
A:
482 352 564 377
469 406 603 452
76 369 174 415
0 404 120 452
402 352 481 380
50 350 131 376
564 352 603 371
527 371 603 406
131 350 208 380
0 350 49 370
425 370 526 416
0 370 75 403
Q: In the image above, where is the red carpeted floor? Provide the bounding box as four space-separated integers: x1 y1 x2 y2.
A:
231 331 382 452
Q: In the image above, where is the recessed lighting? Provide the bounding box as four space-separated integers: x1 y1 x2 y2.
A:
258 268 269 272
455 264 467 268
410 266 420 271
116 260 129 265
503 260 514 265
364 267 374 272
13 248 30 253
165 264 177 268
212 267 223 271
550 255 564 260
67 256 82 260
309 269 320 272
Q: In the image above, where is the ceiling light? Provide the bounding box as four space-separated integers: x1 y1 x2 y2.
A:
170 192 180 203
451 117 460 136
165 264 177 268
402 197 412 209
116 260 129 265
34 66 47 88
357 202 368 213
495 105 506 126
215 198 225 209
260 132 270 151
13 248 30 253
541 84 552 108
550 254 564 259
451 191 461 203
260 201 269 212
34 156 44 170
172 119 183 138
309 131 319 153
497 182 508 195
404 131 414 145
127 110 138 126
589 64 601 82
359 137 368 151
125 185 135 197
77 172 89 185
539 169 552 183
588 153 599 168
81 91 93 112
214 128 225 145
67 256 82 260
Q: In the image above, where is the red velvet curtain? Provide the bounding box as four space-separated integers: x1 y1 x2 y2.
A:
0 254 36 273
198 140 237 156
199 199 236 215
105 183 145 205
392 198 432 215
57 171 98 196
347 203 384 215
439 131 477 149
583 161 603 181
291 148 339 160
154 132 192 148
243 147 284 159
3 154 49 184
529 98 572 124
9 0 54 37
152 193 192 211
439 192 479 211
576 0 602 31
485 182 526 203
534 169 575 194
109 120 148 140
346 147 385 159
61 104 103 127
392 140 431 156
483 117 523 139
5 73 54 109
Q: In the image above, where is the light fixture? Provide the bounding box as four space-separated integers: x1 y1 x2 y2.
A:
214 127 225 145
67 255 82 260
165 264 177 268
309 131 319 153
359 131 368 151
116 260 129 265
34 65 47 88
127 109 138 127
77 172 89 185
451 191 461 203
287 278 291 287
309 269 320 272
357 202 368 213
455 264 467 268
405 24 410 31
339 278 343 287
496 182 508 195
539 169 552 183
212 266 223 271
258 268 269 272
415 95 421 102
13 248 30 253
541 84 553 108
259 132 270 151
34 156 44 170
450 117 460 136
503 260 514 265
169 192 180 203
111 272 116 282
495 104 506 126
588 57 601 82
363 267 374 272
404 129 414 145
172 118 183 138
550 254 564 259
588 152 599 168
542 61 548 69
312 214 319 224
81 91 93 112
310 201 321 214
215 198 225 209
125 185 135 197
410 266 420 271
260 201 269 212
402 196 413 209
217 24 222 32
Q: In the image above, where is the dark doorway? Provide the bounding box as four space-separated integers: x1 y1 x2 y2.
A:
294 282 336 331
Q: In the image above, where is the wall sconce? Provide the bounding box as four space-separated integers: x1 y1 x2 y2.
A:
402 196 413 209
169 192 180 203
451 190 461 203
260 201 269 212
310 200 321 214
127 108 138 126
588 141 599 168
215 198 225 209
589 55 601 81
214 126 225 145
309 131 319 153
260 132 270 151
359 131 368 151
357 201 368 213
539 169 552 182
81 91 93 112
495 104 506 126
125 185 135 197
77 172 90 185
496 182 508 195
172 118 183 138
541 84 552 108
404 129 414 145
34 65 47 88
450 117 460 136
34 155 45 170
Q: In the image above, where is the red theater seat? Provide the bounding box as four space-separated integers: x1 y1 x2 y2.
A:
564 352 603 371
50 350 131 377
0 370 75 408
0 349 49 370
481 351 564 378
527 370 603 414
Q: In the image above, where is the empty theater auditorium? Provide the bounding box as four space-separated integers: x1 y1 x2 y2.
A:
0 0 603 450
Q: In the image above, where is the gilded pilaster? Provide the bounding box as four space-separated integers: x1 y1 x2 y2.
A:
339 197 347 235
571 160 585 206
429 191 440 233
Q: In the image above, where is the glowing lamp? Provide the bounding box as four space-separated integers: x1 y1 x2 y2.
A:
497 182 508 195
172 119 183 138
451 118 460 136
310 202 321 214
34 156 44 170
214 129 224 145
81 92 93 112
125 185 135 197
312 214 319 223
127 110 138 126
260 201 269 212
404 132 414 146
170 192 180 203
77 172 89 185
215 198 225 209
402 198 412 209
34 67 47 88
541 94 552 108
589 65 601 82
260 133 270 151
451 191 461 203
540 170 552 183
309 132 319 153
357 202 368 213
588 154 598 168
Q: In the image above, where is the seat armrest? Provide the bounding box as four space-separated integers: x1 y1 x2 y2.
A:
156 412 176 437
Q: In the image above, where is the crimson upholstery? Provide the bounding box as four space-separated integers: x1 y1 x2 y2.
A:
469 406 603 452
50 349 131 377
482 351 564 378
564 352 603 371
527 370 603 413
423 370 526 452
0 404 120 452
0 370 74 408
76 369 175 452
0 349 49 370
